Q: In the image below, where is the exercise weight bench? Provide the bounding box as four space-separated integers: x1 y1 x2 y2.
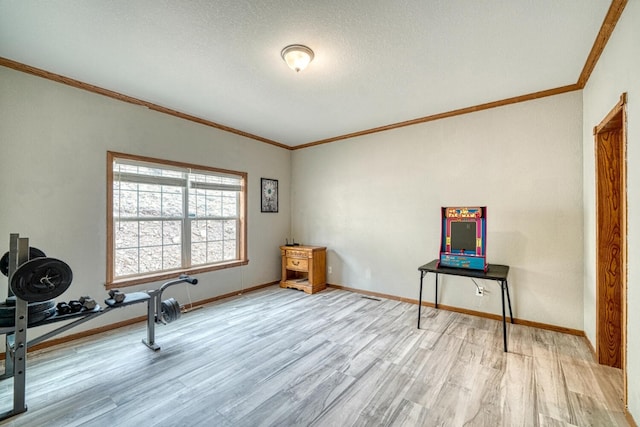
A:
1 233 198 421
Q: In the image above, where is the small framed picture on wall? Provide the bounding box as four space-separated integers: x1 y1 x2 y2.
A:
261 178 278 213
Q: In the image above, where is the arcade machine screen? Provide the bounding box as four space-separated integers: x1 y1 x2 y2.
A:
450 221 477 252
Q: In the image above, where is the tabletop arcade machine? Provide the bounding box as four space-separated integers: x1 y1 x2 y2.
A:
438 206 487 271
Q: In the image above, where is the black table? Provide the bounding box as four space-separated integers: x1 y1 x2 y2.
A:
418 259 513 352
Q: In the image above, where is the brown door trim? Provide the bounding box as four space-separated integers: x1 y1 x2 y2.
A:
594 92 627 404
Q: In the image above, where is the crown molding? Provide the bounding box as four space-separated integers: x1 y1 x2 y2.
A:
0 57 289 150
0 0 628 151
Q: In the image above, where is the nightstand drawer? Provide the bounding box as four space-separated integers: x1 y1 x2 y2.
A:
286 257 308 271
286 250 308 258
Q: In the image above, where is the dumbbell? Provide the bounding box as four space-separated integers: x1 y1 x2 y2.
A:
68 300 83 312
56 301 71 315
108 289 126 303
79 296 97 310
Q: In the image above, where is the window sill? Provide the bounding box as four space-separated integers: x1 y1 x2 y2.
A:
106 259 249 290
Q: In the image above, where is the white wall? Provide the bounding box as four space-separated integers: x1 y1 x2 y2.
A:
292 91 584 329
582 0 640 419
0 67 290 346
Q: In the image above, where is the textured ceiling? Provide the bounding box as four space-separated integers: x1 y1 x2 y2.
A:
0 1 612 147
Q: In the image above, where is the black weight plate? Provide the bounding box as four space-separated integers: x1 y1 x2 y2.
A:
0 247 46 277
0 306 56 328
10 257 73 303
30 306 56 325
0 299 55 318
0 252 7 276
5 295 55 307
161 298 181 323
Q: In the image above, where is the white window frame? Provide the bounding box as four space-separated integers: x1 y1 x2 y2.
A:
107 151 248 288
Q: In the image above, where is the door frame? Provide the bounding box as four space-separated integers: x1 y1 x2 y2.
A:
594 92 627 404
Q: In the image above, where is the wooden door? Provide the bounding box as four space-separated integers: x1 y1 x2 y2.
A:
595 93 626 372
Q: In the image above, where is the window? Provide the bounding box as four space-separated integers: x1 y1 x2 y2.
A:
107 152 247 287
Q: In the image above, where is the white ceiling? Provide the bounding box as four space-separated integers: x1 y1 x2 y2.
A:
0 1 612 147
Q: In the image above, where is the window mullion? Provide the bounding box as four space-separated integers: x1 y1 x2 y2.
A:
236 192 241 259
183 181 191 268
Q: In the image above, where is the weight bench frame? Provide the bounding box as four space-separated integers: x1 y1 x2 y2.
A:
0 233 197 421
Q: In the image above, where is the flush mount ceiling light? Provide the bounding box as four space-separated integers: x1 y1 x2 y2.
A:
281 44 314 72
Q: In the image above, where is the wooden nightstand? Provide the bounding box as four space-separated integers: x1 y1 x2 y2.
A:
280 245 327 294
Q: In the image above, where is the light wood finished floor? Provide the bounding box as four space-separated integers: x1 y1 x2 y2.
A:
0 286 628 426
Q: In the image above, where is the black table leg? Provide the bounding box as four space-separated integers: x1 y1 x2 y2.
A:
501 281 507 352
504 280 514 323
418 271 425 329
435 273 439 309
